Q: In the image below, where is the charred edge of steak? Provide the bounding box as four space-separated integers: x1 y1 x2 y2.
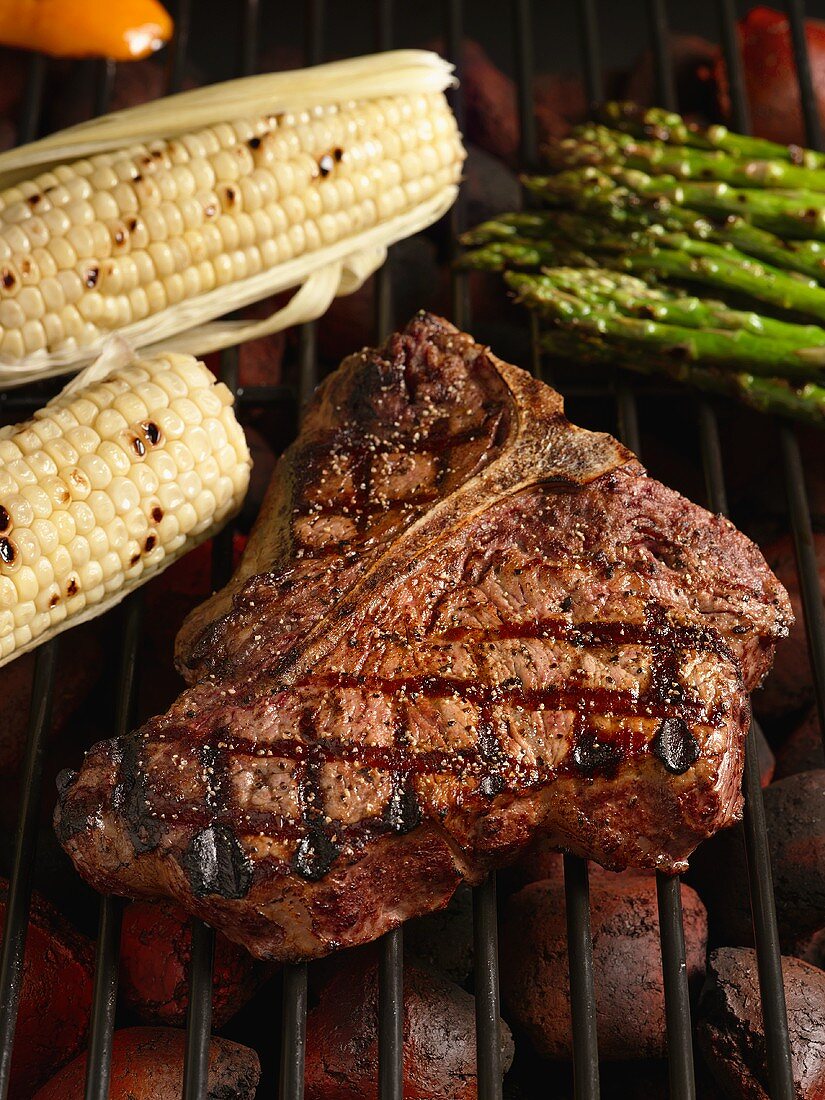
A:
55 767 78 796
55 738 159 849
54 768 90 843
182 824 254 900
113 733 164 854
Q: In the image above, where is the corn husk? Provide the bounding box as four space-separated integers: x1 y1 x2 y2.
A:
0 51 461 387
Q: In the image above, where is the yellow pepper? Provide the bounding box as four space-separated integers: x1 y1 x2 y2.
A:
0 0 173 60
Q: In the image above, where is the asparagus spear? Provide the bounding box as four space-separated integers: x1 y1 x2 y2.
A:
552 123 825 191
505 271 825 380
539 324 825 426
538 267 825 344
458 104 825 424
464 213 825 325
459 212 558 247
555 175 825 282
600 102 825 169
614 243 825 323
527 167 825 241
453 239 597 271
517 166 825 282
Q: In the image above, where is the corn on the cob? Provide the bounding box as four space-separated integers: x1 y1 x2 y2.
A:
0 342 250 665
0 51 465 385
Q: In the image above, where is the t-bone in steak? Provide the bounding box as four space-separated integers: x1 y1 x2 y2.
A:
55 313 791 962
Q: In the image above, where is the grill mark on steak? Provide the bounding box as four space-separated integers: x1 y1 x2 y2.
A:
291 709 341 881
476 700 508 797
291 670 721 723
439 608 734 663
291 410 511 560
384 697 424 833
135 645 725 852
54 313 793 963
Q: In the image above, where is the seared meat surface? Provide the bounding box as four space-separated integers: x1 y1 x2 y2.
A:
55 314 791 961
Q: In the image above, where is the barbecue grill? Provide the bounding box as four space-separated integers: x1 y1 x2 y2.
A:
0 2 822 1098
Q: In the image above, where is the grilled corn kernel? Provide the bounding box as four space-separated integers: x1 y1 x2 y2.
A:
0 351 250 664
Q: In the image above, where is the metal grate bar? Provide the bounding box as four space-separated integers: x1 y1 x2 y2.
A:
779 430 825 742
83 896 124 1100
656 876 697 1100
784 0 823 148
782 2 825 748
298 323 319 414
0 54 53 1100
646 0 677 109
444 0 465 136
160 2 223 1089
473 876 503 1100
279 963 308 1100
717 0 752 133
445 8 504 1097
210 363 238 588
241 0 260 77
694 271 794 1100
78 56 131 1100
276 8 326 1096
305 0 324 65
181 5 260 1095
375 0 393 52
563 854 600 1100
446 0 470 324
93 59 116 118
741 729 795 1100
632 12 700 1099
236 384 296 407
562 11 607 1099
703 9 796 1096
297 0 322 418
582 0 643 498
697 402 730 517
577 0 602 111
372 6 405 1097
182 919 216 1100
18 54 46 144
84 595 143 1100
444 0 468 330
615 389 641 455
513 0 537 169
179 339 235 1096
376 260 393 343
379 928 404 1100
0 640 57 1099
166 0 192 95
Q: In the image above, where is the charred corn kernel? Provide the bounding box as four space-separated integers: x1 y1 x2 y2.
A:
0 350 249 666
0 57 464 377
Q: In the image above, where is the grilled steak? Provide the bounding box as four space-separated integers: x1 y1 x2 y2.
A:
55 313 791 962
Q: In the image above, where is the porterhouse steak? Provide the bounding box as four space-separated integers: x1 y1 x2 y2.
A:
55 313 791 961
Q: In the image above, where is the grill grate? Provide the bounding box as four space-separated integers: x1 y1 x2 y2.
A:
0 3 821 1099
